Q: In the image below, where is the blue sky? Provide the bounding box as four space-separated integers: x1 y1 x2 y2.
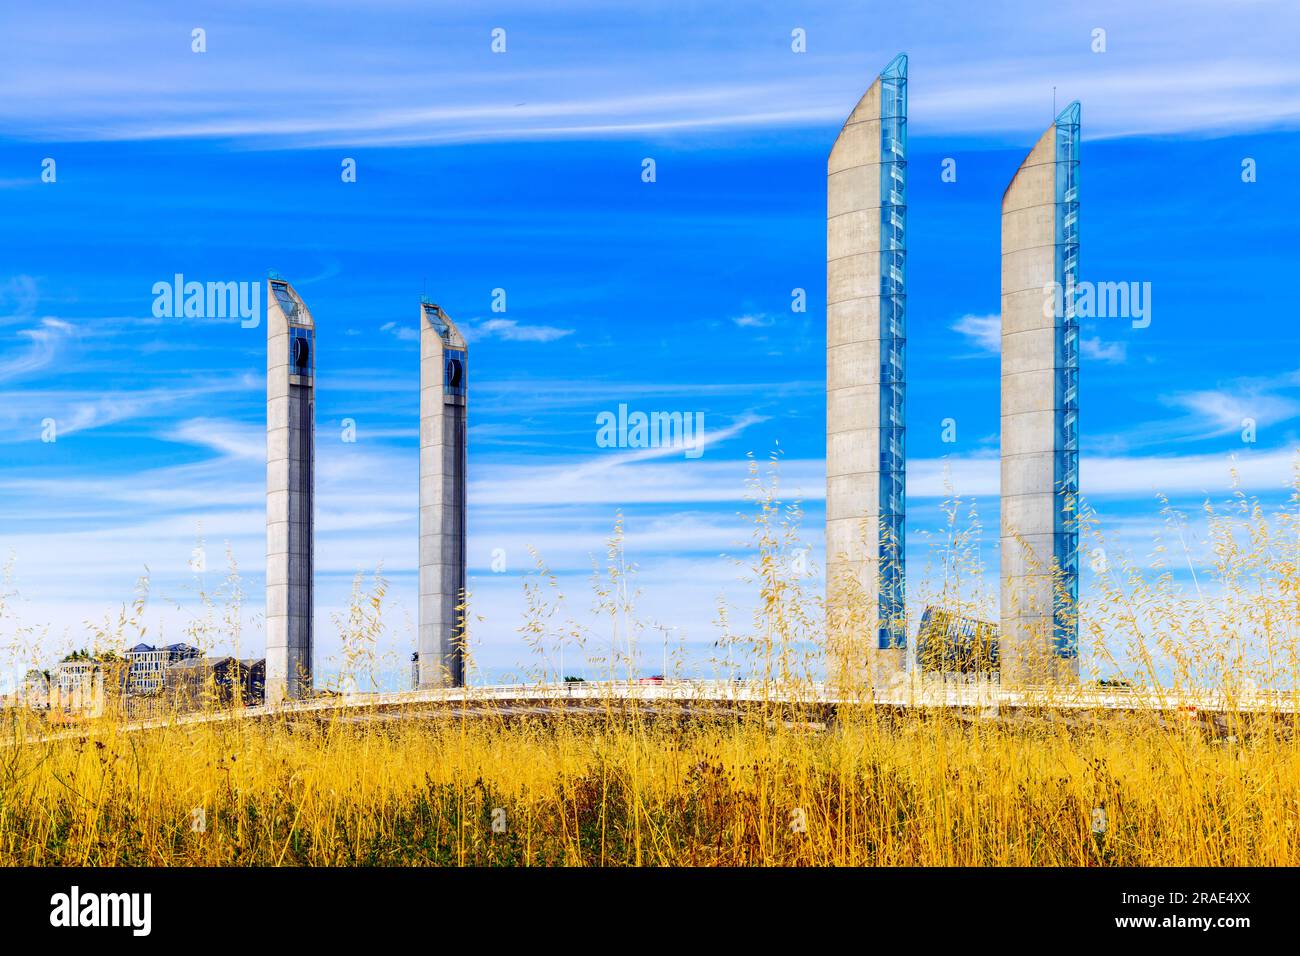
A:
1 1 1298 685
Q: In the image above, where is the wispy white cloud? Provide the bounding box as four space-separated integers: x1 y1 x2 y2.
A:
1081 447 1300 499
1080 336 1127 364
464 317 574 343
379 321 419 342
1080 369 1300 452
589 412 767 468
912 56 1300 140
0 379 252 443
168 417 264 461
912 447 1300 500
0 318 75 382
472 412 777 502
2 3 1296 147
0 276 39 326
950 314 1000 355
1164 382 1300 436
376 316 577 345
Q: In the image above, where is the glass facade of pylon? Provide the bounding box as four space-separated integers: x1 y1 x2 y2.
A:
1052 102 1080 659
877 54 907 650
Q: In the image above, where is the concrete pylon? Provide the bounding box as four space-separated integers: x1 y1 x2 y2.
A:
1000 102 1081 684
825 53 908 687
418 299 467 688
266 276 315 703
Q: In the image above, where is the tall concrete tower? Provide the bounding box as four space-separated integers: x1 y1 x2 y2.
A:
825 53 908 684
266 276 315 702
1000 102 1081 683
418 299 468 688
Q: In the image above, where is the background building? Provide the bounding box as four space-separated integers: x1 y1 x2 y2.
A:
999 102 1081 682
266 276 316 702
825 53 908 684
50 654 109 715
418 300 468 688
165 657 266 710
125 642 200 694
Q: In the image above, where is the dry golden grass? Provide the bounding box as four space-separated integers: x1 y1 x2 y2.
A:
1 453 1298 866
1 705 1297 866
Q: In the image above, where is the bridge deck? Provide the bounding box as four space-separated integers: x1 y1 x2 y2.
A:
12 677 1295 744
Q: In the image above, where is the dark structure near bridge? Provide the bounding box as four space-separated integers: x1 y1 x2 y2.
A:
916 606 999 677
